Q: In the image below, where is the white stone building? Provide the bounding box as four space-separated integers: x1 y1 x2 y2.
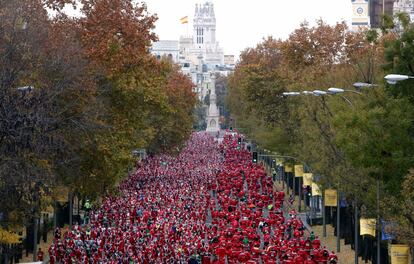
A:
394 0 414 24
224 55 235 66
190 2 224 69
150 40 180 62
150 1 231 124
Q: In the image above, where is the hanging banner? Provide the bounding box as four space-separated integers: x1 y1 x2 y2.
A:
311 183 321 196
276 158 284 166
340 198 348 208
360 218 376 237
324 189 338 207
53 186 70 203
42 205 54 214
389 244 411 264
294 165 304 177
284 165 293 173
303 173 313 186
382 220 396 241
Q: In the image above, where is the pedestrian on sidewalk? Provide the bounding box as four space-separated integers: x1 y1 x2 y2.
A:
37 247 44 261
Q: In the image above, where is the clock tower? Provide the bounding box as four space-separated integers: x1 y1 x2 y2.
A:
351 0 370 31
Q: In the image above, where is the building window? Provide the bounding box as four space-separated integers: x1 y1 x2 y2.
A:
197 27 204 36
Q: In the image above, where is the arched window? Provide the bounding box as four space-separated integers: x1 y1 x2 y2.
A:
210 119 216 128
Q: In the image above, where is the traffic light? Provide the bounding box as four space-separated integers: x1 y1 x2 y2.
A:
252 152 258 163
238 137 241 145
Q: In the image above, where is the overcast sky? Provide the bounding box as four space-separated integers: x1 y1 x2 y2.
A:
143 0 352 57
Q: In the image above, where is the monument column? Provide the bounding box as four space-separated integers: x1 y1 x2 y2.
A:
206 73 220 133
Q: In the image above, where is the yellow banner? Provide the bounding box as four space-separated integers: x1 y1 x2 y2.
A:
311 183 321 196
0 227 21 244
294 165 304 177
324 189 337 207
276 158 284 166
360 218 376 237
53 186 69 203
284 165 293 173
389 244 411 264
42 205 54 214
303 173 313 186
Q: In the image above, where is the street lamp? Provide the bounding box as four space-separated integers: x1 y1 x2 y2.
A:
353 82 377 89
327 88 363 95
312 90 328 96
17 85 34 91
384 74 414 84
302 91 314 95
282 92 301 96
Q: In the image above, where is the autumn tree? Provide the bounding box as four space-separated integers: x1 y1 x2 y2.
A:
0 0 95 225
0 0 196 235
228 18 414 246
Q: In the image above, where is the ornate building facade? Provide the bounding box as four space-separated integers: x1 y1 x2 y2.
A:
190 2 224 68
151 2 232 131
394 0 414 22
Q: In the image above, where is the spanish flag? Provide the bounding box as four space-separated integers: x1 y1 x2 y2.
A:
180 16 188 24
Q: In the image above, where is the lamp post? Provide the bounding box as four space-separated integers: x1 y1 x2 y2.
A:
282 92 301 96
353 82 377 90
384 74 414 85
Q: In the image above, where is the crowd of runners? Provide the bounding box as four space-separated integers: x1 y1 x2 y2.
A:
48 132 338 263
